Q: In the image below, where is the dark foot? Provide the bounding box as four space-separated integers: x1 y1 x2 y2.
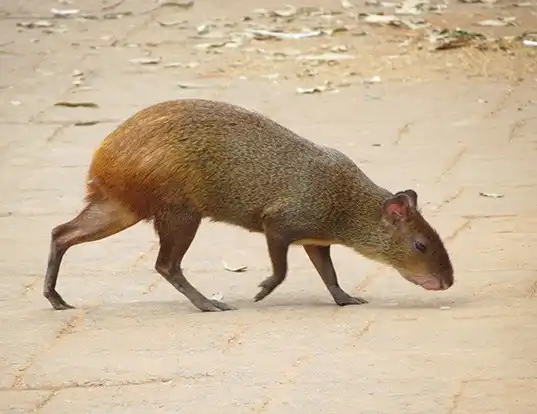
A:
329 287 368 306
253 276 280 302
210 299 236 311
192 298 236 312
44 290 75 310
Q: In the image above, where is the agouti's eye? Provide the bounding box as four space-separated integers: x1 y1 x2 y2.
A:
413 240 427 253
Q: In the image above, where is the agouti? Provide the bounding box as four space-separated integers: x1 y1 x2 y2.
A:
44 98 454 312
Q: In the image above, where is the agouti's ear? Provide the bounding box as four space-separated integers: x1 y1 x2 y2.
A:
382 190 417 223
396 189 418 208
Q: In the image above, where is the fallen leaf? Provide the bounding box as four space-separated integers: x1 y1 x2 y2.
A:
194 42 228 50
247 28 323 40
163 61 200 68
395 0 429 15
479 192 504 198
129 57 162 65
176 82 212 89
51 8 80 17
223 261 248 272
54 101 99 108
363 75 381 84
157 20 187 27
362 14 400 25
476 17 516 27
158 0 194 8
17 20 54 29
273 5 298 17
74 120 100 126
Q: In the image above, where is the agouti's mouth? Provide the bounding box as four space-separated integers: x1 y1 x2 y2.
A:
418 278 449 291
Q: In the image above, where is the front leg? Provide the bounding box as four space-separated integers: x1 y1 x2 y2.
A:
303 245 368 306
253 233 289 302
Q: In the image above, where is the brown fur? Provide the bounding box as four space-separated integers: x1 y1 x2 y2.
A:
43 99 454 312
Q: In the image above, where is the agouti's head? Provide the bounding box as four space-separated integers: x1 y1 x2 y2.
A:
380 189 454 291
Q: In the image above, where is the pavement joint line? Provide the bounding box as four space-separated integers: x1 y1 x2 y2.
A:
485 80 520 119
528 280 537 298
255 355 311 414
394 120 414 145
434 187 463 212
45 124 69 143
444 219 472 244
1 373 215 393
10 312 85 389
446 380 466 414
462 214 517 219
436 146 467 183
508 118 527 142
463 376 537 384
32 389 58 413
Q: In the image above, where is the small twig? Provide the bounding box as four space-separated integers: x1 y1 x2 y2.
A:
101 0 125 11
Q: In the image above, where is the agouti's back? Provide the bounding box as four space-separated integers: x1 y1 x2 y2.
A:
44 98 453 313
88 99 385 231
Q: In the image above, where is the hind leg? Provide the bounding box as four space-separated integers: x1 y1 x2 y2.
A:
44 197 140 310
154 208 236 312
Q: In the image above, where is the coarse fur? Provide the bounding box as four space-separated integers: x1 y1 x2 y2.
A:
43 98 454 312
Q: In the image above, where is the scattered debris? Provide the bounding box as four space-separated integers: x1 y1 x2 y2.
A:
439 306 451 310
247 28 323 40
479 192 504 198
395 0 430 16
10 100 21 106
54 101 99 108
129 57 162 65
51 8 80 17
223 261 248 272
210 292 224 301
428 28 486 51
296 80 349 94
523 39 537 47
476 17 516 27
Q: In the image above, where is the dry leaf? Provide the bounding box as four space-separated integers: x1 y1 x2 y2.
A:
476 18 516 27
247 28 322 40
17 20 54 28
51 8 80 17
75 120 100 126
129 57 161 65
55 101 99 108
363 14 400 25
223 261 248 272
479 192 504 198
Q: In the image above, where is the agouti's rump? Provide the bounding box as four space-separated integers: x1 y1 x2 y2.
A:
43 99 454 312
